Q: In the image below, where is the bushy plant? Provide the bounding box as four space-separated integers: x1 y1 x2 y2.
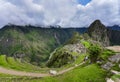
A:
88 45 102 63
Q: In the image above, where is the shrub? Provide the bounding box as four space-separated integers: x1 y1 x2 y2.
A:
88 45 102 63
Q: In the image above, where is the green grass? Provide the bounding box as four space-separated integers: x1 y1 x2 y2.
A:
81 40 91 48
0 55 50 73
0 73 37 82
112 74 120 79
111 74 120 81
112 64 120 71
100 49 115 61
0 64 107 82
74 54 86 64
0 54 86 73
0 55 10 67
23 64 107 82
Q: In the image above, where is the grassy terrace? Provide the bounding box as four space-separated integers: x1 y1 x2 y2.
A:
0 54 86 73
0 55 50 73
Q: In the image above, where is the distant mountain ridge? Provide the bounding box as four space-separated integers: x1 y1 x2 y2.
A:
108 25 120 31
0 24 86 66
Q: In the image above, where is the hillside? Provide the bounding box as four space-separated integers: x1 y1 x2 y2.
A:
107 29 120 45
0 25 86 66
47 32 89 67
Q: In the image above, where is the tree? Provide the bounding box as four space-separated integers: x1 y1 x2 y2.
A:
88 45 102 63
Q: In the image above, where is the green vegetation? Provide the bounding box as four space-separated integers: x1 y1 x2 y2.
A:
81 40 91 48
88 45 102 63
112 64 120 71
47 48 74 67
112 74 120 80
111 74 120 82
0 55 49 73
0 26 75 65
0 22 119 82
0 64 107 82
22 64 107 82
67 32 82 44
100 49 115 61
47 32 88 68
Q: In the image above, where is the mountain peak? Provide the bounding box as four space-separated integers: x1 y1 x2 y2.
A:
93 20 101 24
87 20 110 46
87 20 106 33
89 20 105 29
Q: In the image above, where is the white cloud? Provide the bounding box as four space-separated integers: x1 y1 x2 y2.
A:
0 0 120 28
70 0 120 27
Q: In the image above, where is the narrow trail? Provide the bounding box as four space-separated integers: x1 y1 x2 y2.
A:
57 62 84 75
106 46 120 52
0 62 84 77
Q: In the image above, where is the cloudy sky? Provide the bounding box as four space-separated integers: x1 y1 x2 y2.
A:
0 0 120 28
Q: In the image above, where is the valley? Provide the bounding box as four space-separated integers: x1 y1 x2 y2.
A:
0 20 120 82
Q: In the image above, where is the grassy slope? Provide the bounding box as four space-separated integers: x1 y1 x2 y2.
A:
0 55 50 73
0 64 107 82
23 64 107 82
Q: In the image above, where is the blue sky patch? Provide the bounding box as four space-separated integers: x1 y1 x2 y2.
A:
78 0 91 5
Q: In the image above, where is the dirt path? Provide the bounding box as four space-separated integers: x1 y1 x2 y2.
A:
0 67 50 77
57 62 84 75
0 62 84 77
106 46 120 52
111 70 120 75
107 78 114 82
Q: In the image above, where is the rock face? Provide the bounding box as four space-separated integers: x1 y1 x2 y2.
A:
101 62 114 70
102 53 120 70
108 53 120 63
107 29 120 45
87 20 110 46
63 43 86 54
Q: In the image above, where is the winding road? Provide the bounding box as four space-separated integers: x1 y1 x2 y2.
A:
0 62 84 77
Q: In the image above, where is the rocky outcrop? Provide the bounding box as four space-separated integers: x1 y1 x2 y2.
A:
87 20 110 46
108 53 120 63
63 43 86 54
101 62 114 70
102 53 120 70
107 29 120 45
